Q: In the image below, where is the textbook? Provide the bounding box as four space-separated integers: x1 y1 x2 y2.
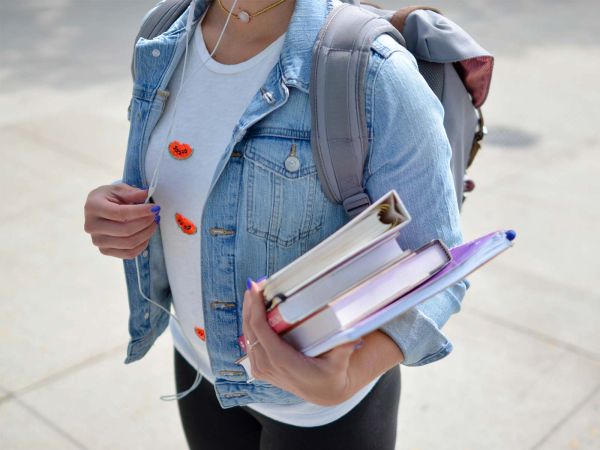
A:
267 238 410 333
235 229 516 374
262 190 411 311
279 239 451 346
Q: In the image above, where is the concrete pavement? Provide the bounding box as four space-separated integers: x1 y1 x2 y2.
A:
1 1 599 449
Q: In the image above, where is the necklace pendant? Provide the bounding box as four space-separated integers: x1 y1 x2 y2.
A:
237 10 251 23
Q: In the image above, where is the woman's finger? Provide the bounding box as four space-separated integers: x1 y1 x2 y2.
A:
86 214 156 237
98 239 152 260
241 277 267 333
242 287 271 380
91 220 157 250
246 335 272 381
105 202 157 223
242 285 260 358
242 283 253 335
246 280 297 361
88 197 157 223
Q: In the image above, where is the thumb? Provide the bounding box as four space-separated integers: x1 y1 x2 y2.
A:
112 184 149 205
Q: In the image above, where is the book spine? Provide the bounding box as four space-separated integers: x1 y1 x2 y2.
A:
266 307 293 334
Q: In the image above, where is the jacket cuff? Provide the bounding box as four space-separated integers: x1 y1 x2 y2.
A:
377 281 468 366
377 307 451 366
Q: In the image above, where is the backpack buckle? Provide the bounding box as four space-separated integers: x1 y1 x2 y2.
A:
474 108 488 142
343 192 371 218
467 108 487 168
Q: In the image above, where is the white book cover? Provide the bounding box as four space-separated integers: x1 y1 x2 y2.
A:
263 190 411 306
273 238 409 326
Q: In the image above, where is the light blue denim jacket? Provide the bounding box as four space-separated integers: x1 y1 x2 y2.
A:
121 0 468 408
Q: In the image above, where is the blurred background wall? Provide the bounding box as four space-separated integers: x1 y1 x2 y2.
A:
1 1 599 449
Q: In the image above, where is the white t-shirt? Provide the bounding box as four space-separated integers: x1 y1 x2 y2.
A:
145 19 380 427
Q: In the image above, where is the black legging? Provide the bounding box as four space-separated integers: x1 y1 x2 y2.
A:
174 348 401 450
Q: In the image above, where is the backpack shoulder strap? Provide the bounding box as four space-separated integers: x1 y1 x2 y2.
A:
310 3 404 218
131 0 192 80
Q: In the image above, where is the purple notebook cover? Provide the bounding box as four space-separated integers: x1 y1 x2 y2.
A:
300 230 515 357
425 230 500 284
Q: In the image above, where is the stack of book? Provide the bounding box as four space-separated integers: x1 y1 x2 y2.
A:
235 190 515 371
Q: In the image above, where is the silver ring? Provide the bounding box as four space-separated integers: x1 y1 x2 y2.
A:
246 338 260 352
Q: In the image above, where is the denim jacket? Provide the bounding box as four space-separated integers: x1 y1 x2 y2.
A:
121 0 468 408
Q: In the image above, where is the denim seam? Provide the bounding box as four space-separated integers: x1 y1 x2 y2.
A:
243 146 318 178
366 50 397 179
246 127 311 140
408 342 453 367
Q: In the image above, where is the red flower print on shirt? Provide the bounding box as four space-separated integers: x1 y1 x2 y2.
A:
169 140 193 160
175 213 197 235
195 326 206 341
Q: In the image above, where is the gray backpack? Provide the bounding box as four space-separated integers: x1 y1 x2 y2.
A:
133 0 493 218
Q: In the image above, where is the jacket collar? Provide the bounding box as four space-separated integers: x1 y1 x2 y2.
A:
188 0 334 93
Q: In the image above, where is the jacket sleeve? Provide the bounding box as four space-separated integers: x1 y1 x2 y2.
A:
364 45 469 366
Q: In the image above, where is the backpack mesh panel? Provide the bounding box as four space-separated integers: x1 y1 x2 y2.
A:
417 59 444 101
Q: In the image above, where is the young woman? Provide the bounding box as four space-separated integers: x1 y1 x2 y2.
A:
83 0 467 448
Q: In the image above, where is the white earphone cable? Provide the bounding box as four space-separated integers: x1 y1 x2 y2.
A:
136 0 240 402
146 0 238 202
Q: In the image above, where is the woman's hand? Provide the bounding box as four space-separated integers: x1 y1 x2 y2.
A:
84 183 161 259
242 278 363 406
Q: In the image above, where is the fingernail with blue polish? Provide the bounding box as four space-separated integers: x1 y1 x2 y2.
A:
150 205 161 213
246 277 254 290
154 214 161 224
256 275 267 282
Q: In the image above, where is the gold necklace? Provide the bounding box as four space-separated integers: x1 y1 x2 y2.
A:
216 0 288 23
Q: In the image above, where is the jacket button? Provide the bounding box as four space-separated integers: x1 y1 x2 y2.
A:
209 227 235 236
262 90 275 104
144 312 150 320
285 156 300 172
152 49 160 57
219 369 245 376
223 392 248 398
211 300 236 310
142 250 149 258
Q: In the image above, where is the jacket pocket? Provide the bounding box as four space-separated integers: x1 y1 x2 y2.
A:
243 133 326 248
